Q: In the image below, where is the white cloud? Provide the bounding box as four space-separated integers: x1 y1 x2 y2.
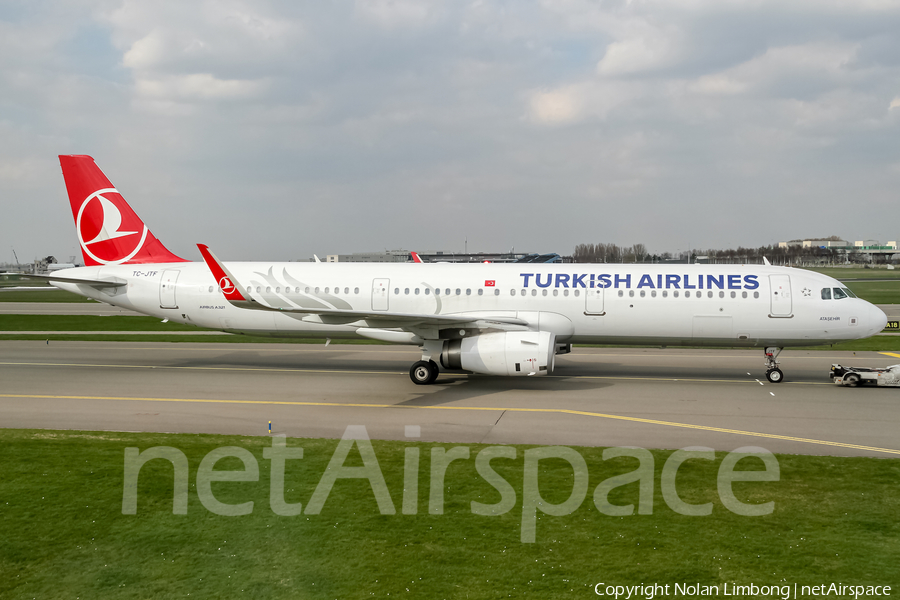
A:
890 97 900 110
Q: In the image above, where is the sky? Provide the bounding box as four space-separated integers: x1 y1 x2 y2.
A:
2 0 899 264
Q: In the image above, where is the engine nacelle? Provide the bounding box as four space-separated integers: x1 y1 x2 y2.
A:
440 331 557 377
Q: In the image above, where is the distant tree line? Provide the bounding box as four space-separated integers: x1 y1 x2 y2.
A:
571 242 897 265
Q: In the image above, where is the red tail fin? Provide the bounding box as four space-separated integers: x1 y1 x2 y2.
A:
59 155 187 266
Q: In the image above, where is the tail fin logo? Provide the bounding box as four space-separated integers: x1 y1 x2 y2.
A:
219 277 236 294
76 188 149 265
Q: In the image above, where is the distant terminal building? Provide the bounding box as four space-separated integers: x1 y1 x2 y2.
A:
322 250 563 263
776 238 898 263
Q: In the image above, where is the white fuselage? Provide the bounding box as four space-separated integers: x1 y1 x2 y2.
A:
51 262 887 347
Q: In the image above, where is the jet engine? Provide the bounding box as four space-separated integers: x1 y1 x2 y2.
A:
440 331 557 377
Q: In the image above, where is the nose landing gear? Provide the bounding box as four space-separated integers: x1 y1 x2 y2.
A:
764 347 784 383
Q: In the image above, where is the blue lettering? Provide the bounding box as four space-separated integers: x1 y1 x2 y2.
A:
555 274 570 288
728 275 741 289
744 275 759 290
572 273 587 288
698 274 704 289
536 274 552 288
614 274 631 289
666 274 681 289
637 274 655 289
707 274 724 289
590 273 595 289
521 273 534 287
683 274 696 289
657 274 663 289
597 275 611 289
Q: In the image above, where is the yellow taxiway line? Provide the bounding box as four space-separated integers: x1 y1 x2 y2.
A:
1 392 897 456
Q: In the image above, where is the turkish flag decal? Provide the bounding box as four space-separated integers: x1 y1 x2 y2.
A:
484 280 495 287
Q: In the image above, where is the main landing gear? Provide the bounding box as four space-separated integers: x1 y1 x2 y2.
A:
410 339 444 385
410 360 439 385
764 347 784 383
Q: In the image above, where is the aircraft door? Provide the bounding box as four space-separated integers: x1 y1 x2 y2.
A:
372 278 389 311
160 270 180 309
585 286 605 315
769 274 792 316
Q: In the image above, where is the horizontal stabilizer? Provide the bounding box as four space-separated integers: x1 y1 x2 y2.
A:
20 273 126 288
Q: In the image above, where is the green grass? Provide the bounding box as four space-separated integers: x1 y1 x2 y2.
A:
0 289 93 302
842 281 900 305
0 315 199 332
0 429 897 598
800 267 900 281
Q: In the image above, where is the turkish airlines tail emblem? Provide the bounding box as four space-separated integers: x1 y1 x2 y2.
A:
60 155 187 266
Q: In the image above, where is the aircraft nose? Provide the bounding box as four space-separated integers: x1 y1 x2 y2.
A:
869 303 888 334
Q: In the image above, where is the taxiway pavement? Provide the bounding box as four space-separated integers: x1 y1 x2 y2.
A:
1 341 898 457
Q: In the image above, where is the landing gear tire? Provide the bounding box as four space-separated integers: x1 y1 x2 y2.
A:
843 373 860 387
410 360 439 385
766 368 784 383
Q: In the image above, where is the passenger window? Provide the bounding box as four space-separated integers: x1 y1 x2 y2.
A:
394 288 399 295
305 287 310 293
345 287 349 294
510 289 516 296
494 289 500 296
662 291 668 298
574 290 580 297
753 291 759 299
208 286 213 293
718 291 724 298
673 290 679 298
425 288 430 295
832 287 848 300
821 288 831 300
324 287 329 294
553 289 558 296
730 291 736 298
618 290 624 297
445 289 451 296
640 290 645 298
742 291 747 298
531 289 537 296
415 288 419 295
477 289 483 296
404 288 409 295
629 290 634 297
541 289 547 296
456 289 461 295
354 287 359 294
466 289 472 295
651 290 657 298
708 291 713 298
563 290 569 297
434 288 440 295
276 287 280 293
521 290 526 296
684 291 690 298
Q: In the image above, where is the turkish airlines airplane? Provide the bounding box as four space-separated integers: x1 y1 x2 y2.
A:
40 155 888 385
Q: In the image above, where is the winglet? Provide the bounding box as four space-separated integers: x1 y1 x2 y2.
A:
411 252 424 263
763 256 771 266
197 244 248 302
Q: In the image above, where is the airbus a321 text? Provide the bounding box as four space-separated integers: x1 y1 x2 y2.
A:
38 155 888 385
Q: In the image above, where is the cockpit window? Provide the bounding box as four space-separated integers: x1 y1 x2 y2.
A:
821 288 832 300
843 287 857 298
832 287 848 300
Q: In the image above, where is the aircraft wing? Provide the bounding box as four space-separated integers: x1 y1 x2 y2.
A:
197 244 527 329
18 273 126 288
